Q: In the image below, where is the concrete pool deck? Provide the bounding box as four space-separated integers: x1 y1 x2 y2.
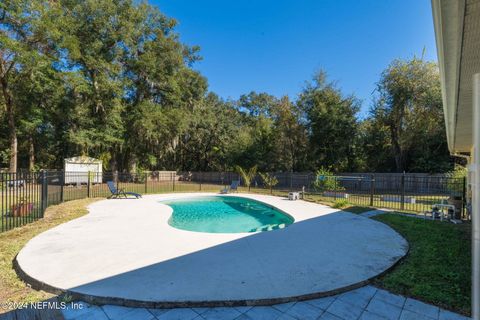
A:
15 193 408 307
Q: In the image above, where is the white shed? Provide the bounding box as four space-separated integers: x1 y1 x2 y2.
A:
64 156 103 184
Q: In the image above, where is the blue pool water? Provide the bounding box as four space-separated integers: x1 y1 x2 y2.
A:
163 196 294 233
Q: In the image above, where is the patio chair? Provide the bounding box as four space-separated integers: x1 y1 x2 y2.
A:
107 181 142 199
220 180 240 194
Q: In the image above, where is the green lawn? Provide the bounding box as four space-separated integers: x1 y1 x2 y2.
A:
373 213 471 315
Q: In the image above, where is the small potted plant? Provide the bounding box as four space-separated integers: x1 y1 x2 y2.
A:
11 197 34 217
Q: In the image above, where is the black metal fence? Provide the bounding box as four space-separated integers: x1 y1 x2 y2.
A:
179 172 467 218
0 171 467 233
297 174 466 216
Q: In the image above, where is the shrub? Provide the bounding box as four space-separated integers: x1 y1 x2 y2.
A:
134 168 147 183
332 199 349 209
312 167 344 192
446 166 467 195
259 172 279 192
235 165 258 189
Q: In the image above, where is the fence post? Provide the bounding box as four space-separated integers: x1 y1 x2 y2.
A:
199 172 202 191
114 170 119 190
290 171 293 191
1 173 4 232
145 172 148 194
463 176 467 219
87 171 91 198
40 170 48 217
370 174 375 207
172 172 175 192
400 173 405 210
60 171 65 202
334 176 337 200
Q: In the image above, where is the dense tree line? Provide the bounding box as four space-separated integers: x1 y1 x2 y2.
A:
0 0 453 173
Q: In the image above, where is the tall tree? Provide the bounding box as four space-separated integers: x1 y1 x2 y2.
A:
238 92 277 117
270 96 308 171
179 93 241 171
297 71 360 172
370 57 451 172
59 0 136 170
16 62 62 170
356 118 393 172
0 0 61 172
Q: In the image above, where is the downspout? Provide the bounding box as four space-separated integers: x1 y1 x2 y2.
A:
472 73 480 320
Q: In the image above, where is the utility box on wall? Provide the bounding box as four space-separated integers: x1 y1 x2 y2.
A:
64 156 103 184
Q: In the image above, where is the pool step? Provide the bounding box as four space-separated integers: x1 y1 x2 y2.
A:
250 223 287 232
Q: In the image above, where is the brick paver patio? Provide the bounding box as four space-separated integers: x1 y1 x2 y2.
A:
62 285 469 320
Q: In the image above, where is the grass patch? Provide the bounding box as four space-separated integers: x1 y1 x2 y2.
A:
0 198 99 311
331 199 349 209
373 213 471 315
298 194 373 213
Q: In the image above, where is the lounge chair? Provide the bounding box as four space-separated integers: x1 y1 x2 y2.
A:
220 180 240 194
107 181 142 199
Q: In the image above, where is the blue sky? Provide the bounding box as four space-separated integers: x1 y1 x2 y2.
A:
151 0 437 118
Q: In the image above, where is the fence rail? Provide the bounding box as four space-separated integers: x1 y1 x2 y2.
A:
0 171 467 233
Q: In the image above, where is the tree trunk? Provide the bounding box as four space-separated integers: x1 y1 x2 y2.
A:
128 155 137 174
9 129 17 173
0 72 17 173
390 124 403 172
109 155 117 173
29 136 35 171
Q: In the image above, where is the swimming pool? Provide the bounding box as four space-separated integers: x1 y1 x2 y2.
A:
163 196 294 233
